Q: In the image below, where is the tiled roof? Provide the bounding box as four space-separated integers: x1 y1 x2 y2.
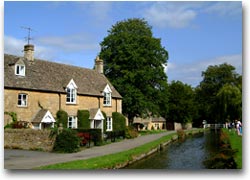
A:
32 109 48 123
4 54 122 98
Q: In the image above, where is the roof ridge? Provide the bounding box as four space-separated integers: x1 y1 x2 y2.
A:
4 53 94 73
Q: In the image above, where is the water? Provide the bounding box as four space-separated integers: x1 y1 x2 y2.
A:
125 131 219 169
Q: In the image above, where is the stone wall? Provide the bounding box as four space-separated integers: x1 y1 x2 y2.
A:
4 129 55 152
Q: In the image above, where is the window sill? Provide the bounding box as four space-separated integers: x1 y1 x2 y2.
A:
17 105 28 108
66 102 77 105
103 104 112 107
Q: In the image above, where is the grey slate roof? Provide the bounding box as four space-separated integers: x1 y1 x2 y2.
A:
4 54 122 98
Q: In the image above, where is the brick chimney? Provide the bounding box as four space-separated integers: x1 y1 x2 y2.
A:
24 44 34 61
95 56 103 74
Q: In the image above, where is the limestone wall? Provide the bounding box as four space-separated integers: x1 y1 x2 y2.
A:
4 129 55 152
4 89 122 123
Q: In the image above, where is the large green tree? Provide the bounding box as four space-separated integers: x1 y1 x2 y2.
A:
216 83 242 122
168 81 197 124
99 18 168 123
196 63 241 123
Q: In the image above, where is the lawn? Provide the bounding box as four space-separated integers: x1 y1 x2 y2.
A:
223 129 242 169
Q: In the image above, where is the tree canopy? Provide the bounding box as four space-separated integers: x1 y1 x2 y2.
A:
168 81 197 124
99 18 169 123
196 63 242 124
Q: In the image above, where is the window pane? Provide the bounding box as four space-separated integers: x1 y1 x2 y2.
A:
16 66 20 74
18 94 27 106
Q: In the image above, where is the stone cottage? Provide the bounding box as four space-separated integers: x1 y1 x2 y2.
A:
4 44 122 132
133 116 166 130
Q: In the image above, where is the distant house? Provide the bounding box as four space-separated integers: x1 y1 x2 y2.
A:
4 44 122 132
133 116 166 130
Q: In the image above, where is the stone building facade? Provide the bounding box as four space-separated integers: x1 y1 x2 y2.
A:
4 44 122 131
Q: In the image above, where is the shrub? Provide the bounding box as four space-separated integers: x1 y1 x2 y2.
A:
75 129 103 146
53 129 81 153
77 110 90 129
125 126 138 139
112 112 126 131
102 111 107 133
56 110 68 128
4 112 17 122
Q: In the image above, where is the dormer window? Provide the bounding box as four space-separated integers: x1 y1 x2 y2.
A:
103 84 112 106
65 79 77 104
15 64 25 76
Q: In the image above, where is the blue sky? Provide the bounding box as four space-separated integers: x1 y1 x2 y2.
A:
4 1 242 87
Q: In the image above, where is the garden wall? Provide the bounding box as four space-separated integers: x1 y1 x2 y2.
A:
4 129 55 152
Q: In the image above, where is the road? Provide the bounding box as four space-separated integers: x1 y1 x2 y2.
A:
4 131 175 169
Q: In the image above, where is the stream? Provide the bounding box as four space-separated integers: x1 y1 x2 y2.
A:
124 131 220 169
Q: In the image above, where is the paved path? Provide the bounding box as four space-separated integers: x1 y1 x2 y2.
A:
4 131 176 169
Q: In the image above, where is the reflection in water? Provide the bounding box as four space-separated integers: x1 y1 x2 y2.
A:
125 131 219 169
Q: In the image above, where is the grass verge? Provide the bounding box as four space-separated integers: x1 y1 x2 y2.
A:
223 129 242 169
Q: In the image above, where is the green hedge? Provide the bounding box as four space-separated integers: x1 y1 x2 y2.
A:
56 110 68 128
112 112 126 131
77 110 90 129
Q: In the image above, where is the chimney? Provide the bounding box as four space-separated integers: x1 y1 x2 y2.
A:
24 44 34 61
95 56 103 74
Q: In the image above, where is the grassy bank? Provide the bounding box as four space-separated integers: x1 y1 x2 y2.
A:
223 129 242 169
38 129 203 169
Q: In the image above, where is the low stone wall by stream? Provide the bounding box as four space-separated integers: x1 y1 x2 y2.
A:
4 129 55 152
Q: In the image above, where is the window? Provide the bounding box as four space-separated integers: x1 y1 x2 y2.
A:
68 116 77 129
106 117 112 131
65 79 77 104
17 94 27 107
66 88 76 104
103 84 112 106
104 92 111 106
15 64 25 76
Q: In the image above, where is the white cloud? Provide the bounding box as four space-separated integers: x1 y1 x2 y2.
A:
168 54 242 87
203 1 242 17
143 2 197 28
142 1 241 29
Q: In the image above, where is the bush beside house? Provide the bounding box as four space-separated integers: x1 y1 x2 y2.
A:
53 129 81 153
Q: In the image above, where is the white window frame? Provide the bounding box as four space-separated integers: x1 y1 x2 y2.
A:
66 88 76 104
106 117 112 131
103 84 112 107
15 64 25 76
65 79 77 104
17 93 27 107
68 116 78 129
